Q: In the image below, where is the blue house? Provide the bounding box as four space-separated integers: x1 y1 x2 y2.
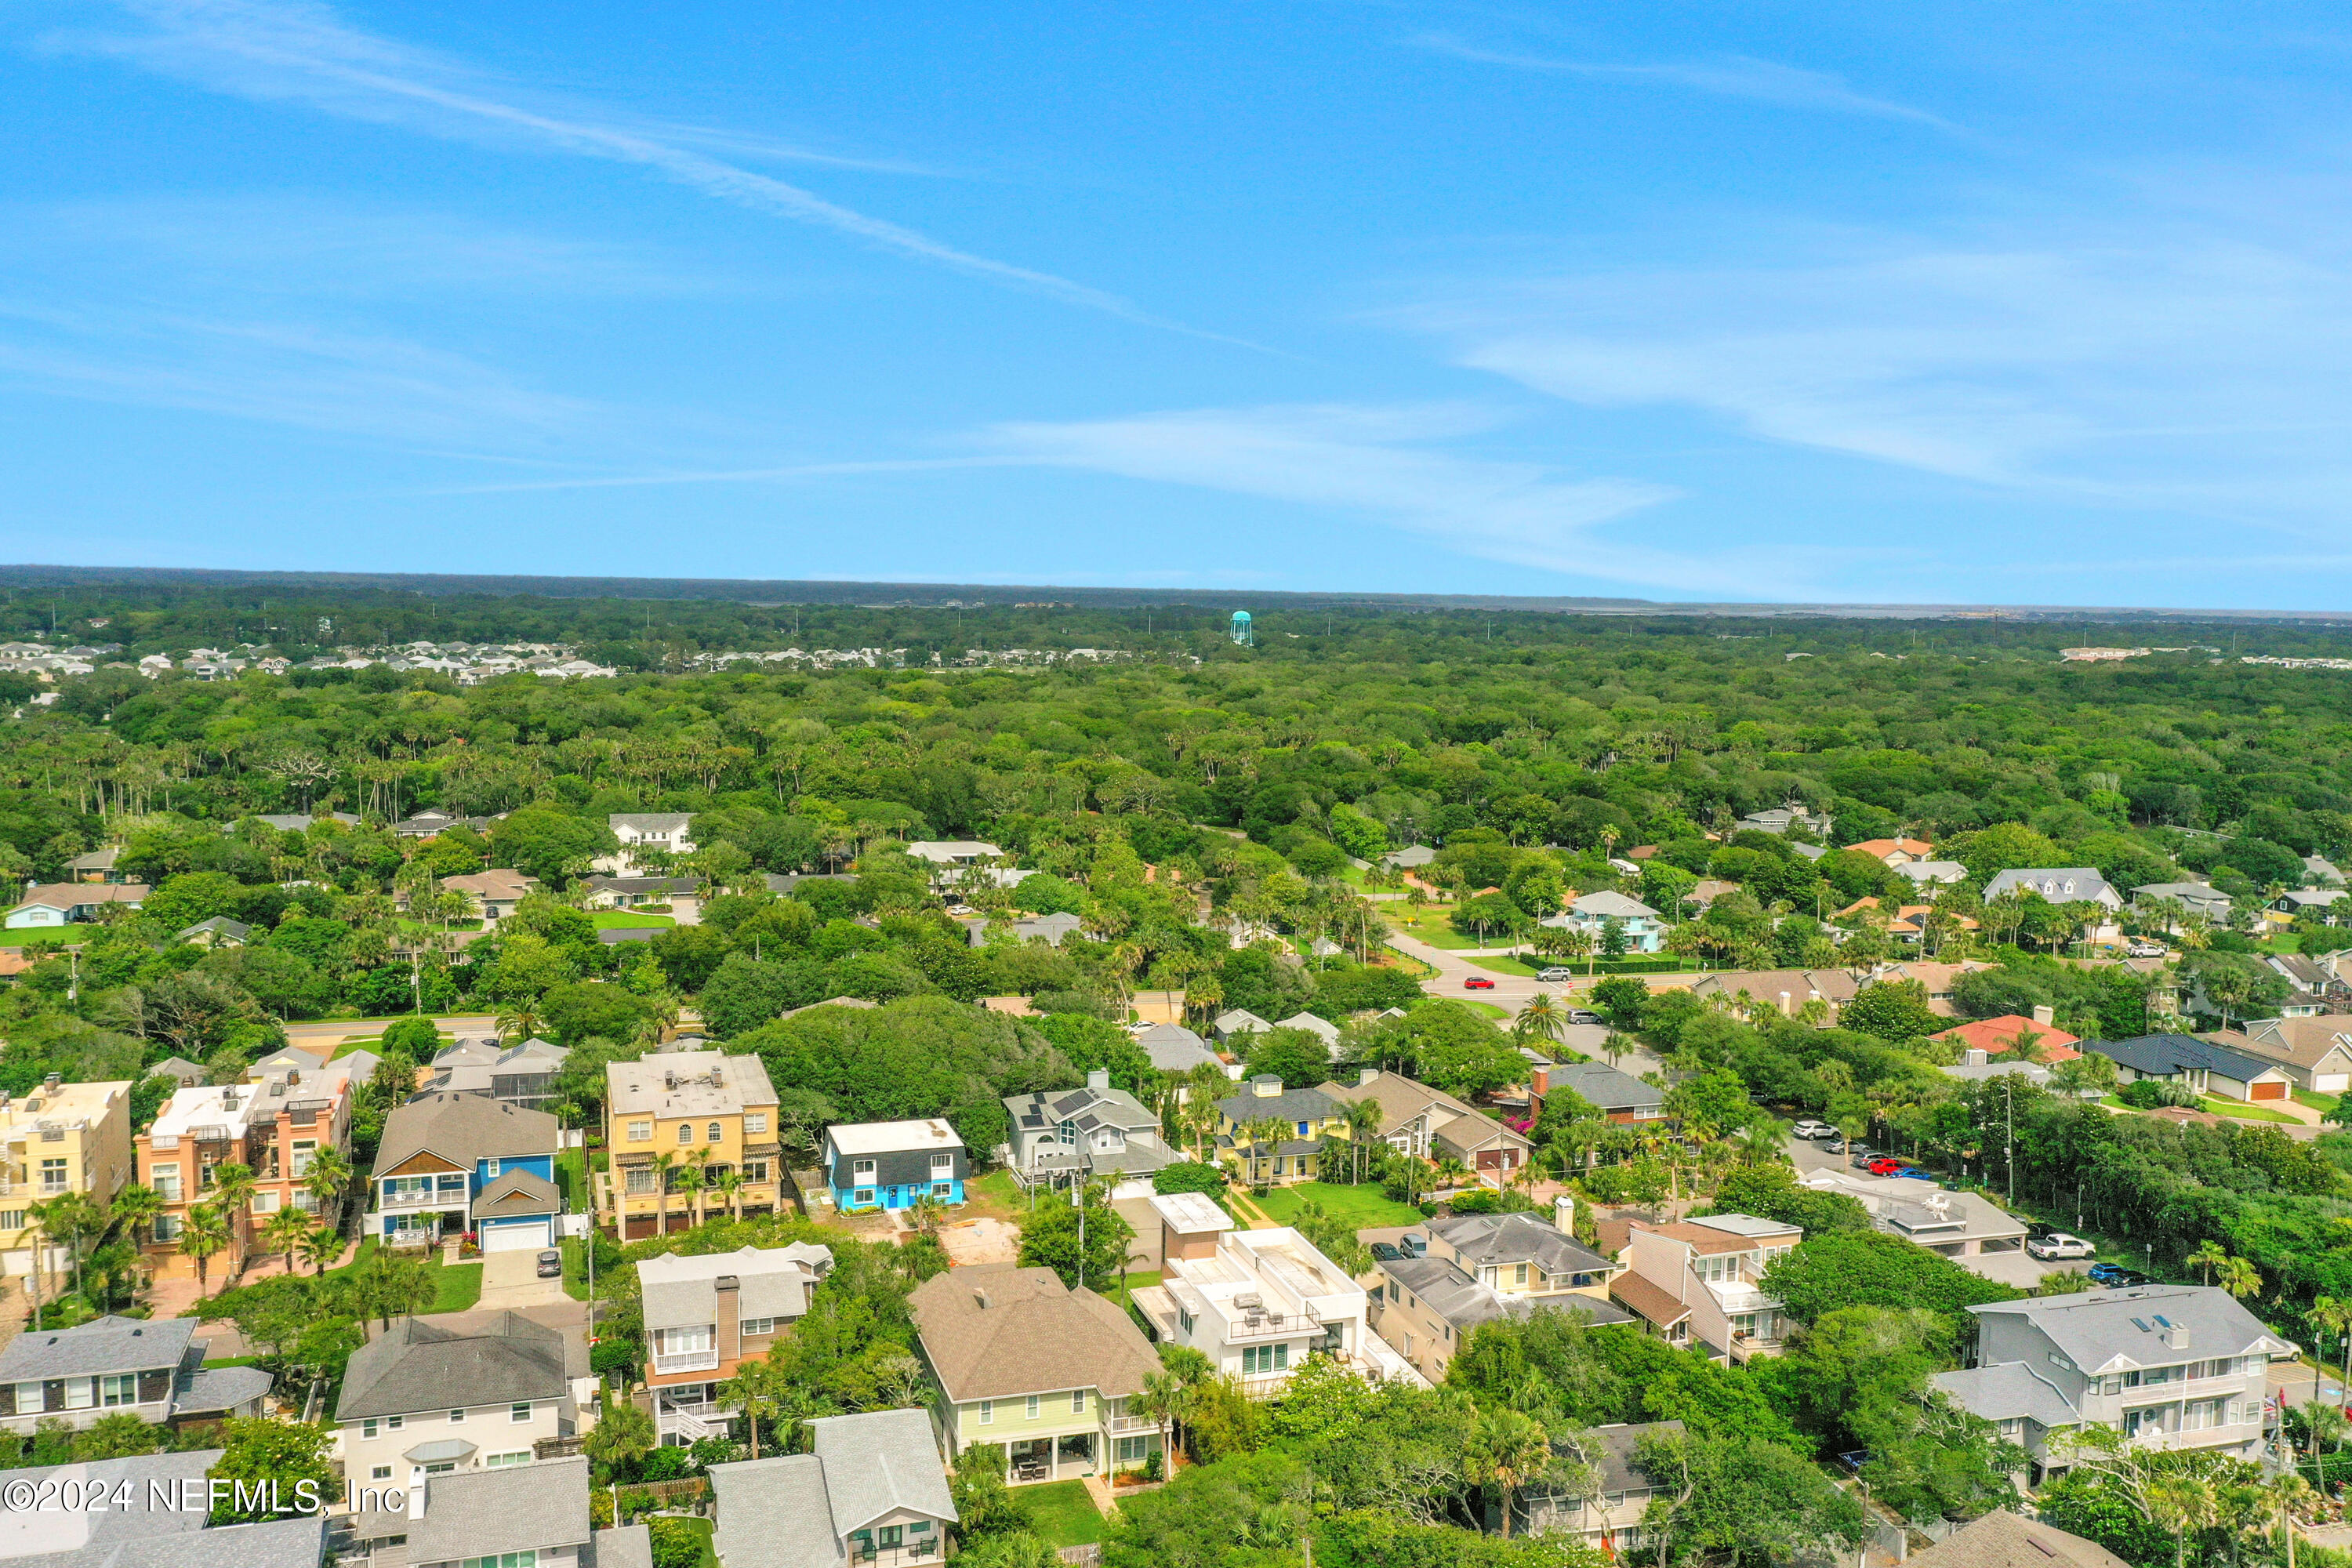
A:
823 1118 967 1213
367 1093 563 1252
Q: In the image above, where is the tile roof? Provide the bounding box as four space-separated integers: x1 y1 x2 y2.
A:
335 1311 571 1421
1929 1015 2082 1062
910 1265 1161 1403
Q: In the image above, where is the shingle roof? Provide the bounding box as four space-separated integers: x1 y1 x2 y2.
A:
410 1454 590 1563
477 1168 560 1215
638 1244 834 1329
587 1525 654 1568
1930 1362 2083 1429
1905 1510 2128 1568
0 1450 220 1560
175 1365 274 1416
807 1408 957 1535
1216 1083 1341 1125
910 1265 1162 1402
372 1094 557 1178
1568 891 1663 920
1984 868 2120 904
335 1312 571 1421
1426 1211 1613 1278
0 1316 194 1382
1135 1024 1221 1073
610 814 695 834
1969 1283 2298 1374
2088 1033 2283 1083
710 1455 842 1568
1541 1061 1663 1112
1608 1272 1691 1330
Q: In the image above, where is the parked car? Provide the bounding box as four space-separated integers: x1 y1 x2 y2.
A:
2088 1261 2153 1287
2126 942 2168 958
2027 1232 2096 1261
1865 1156 1911 1176
1463 976 1497 990
1824 1138 1852 1154
1566 1009 1602 1025
535 1248 562 1279
1791 1120 1835 1140
1537 967 1575 982
1890 1167 1937 1182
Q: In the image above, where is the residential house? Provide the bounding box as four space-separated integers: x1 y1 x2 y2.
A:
1317 1069 1531 1180
0 1078 132 1283
140 1062 354 1281
66 846 129 884
1875 959 1994 1017
1131 1194 1417 1392
388 808 492 839
1531 1061 1666 1125
1984 869 2124 910
2270 888 2348 927
1271 1012 1342 1058
1134 1022 1222 1075
602 814 697 875
581 875 699 911
2258 950 2347 1015
1904 1511 2130 1568
365 1094 559 1250
1002 1074 1179 1198
639 1243 834 1446
2085 1034 2295 1104
336 1312 597 1490
1849 837 1936 865
1381 845 1438 870
604 1052 782 1238
148 1057 208 1089
426 1036 569 1109
710 1410 956 1568
911 1264 1163 1486
1213 1077 1348 1185
1540 891 1666 954
2307 855 2347 889
1610 1214 1800 1363
1425 1207 1621 1301
964 911 1082 948
1928 1013 2082 1062
0 1450 325 1568
1895 858 1969 889
3 884 149 928
822 1120 965 1214
2211 1016 2352 1094
1681 878 1740 912
1735 807 1832 837
1365 1238 1634 1383
904 840 1001 866
1933 1285 2294 1479
0 1316 270 1434
1677 967 1863 1022
1512 1420 1683 1552
437 869 533 924
1210 1009 1271 1043
1795 1168 2032 1281
2132 881 2234 925
344 1454 597 1568
172 917 251 949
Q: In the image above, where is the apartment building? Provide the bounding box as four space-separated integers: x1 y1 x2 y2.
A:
138 1061 354 1282
1130 1193 1419 1394
336 1312 597 1491
1608 1214 1801 1363
603 1052 781 1238
710 1410 956 1568
1934 1285 2294 1482
0 1076 132 1282
640 1243 834 1446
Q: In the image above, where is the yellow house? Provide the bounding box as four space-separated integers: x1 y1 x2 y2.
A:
601 1052 781 1239
1213 1076 1351 1185
0 1076 133 1280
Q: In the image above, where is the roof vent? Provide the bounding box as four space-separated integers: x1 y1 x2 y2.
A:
2165 1323 2190 1351
42 1073 60 1093
973 1288 991 1310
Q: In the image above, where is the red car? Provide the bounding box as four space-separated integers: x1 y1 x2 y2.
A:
1463 976 1497 990
1865 1156 1909 1176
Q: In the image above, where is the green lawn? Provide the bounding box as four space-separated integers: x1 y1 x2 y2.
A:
591 910 675 930
201 1354 260 1369
1114 1270 1161 1308
1250 1181 1425 1231
2297 1090 2341 1116
327 1237 484 1312
2199 1094 2302 1123
961 1169 1025 1223
1459 1000 1509 1021
1465 953 1542 976
1022 1480 1106 1547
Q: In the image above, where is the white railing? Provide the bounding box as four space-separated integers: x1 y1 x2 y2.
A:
1105 1412 1156 1434
652 1350 720 1375
662 1406 720 1441
380 1189 460 1210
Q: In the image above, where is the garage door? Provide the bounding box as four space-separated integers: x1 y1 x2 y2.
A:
2250 1080 2288 1101
481 1219 552 1252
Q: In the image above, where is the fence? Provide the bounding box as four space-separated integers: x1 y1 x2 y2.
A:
1057 1548 1102 1567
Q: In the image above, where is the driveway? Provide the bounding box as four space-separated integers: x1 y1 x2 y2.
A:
477 1248 569 1311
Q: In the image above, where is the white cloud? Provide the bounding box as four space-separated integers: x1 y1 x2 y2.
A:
1415 34 1958 130
44 1 1149 320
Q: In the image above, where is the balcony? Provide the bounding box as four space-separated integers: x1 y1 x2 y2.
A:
380 1188 464 1210
1224 1301 1319 1341
1105 1412 1157 1435
652 1350 720 1376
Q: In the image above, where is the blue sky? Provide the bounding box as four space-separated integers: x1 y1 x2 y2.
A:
8 2 2352 606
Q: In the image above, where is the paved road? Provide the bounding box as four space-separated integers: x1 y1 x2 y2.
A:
278 1015 497 1049
1386 931 1665 1078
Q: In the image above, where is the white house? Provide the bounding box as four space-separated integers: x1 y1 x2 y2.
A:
1609 1214 1800 1363
599 814 695 874
1541 891 1666 954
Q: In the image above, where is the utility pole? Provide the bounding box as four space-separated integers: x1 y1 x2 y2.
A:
2005 1077 2015 1207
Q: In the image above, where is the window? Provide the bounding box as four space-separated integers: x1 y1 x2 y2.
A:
1241 1345 1290 1376
387 1415 404 1430
909 1522 933 1536
13 1383 43 1414
100 1374 138 1407
708 1122 723 1144
151 1167 181 1203
40 1159 68 1194
485 1452 531 1468
371 1466 392 1482
932 1181 952 1197
448 1408 466 1424
485 1159 500 1179
877 1526 905 1549
626 1167 656 1195
461 1553 535 1568
1070 1389 1085 1414
1116 1436 1149 1463
740 1318 775 1336
931 1152 953 1173
853 1189 874 1207
628 1122 652 1143
670 1123 690 1146
0 1210 24 1232
742 1161 768 1183
291 1141 317 1178
744 1114 768 1136
854 1159 876 1179
1025 1396 1040 1419
364 1419 380 1439
1295 1121 1308 1138
64 1379 96 1410
978 1400 993 1425
251 1191 279 1214
511 1402 532 1423
1512 1263 1529 1287
659 1327 715 1356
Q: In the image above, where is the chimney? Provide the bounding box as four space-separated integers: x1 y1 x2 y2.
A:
1358 1068 1379 1088
2031 1005 2056 1028
2165 1323 2190 1351
42 1073 60 1094
1779 990 1792 1017
1087 1069 1110 1092
716 1275 740 1359
1964 1048 1989 1067
1554 1194 1575 1235
1252 1075 1281 1098
1530 1064 1548 1096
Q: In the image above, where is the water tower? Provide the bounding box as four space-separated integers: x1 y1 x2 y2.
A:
1229 610 1254 648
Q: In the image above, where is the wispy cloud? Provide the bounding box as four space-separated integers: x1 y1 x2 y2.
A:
1415 34 1958 130
42 1 1166 324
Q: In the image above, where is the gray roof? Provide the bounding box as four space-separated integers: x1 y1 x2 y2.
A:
477 1169 561 1216
637 1244 834 1330
1906 1510 2129 1568
173 917 250 942
16 1516 331 1568
1272 1012 1340 1042
1542 1061 1663 1113
586 1526 654 1568
1136 1023 1221 1072
807 1408 957 1535
1969 1283 2299 1374
1007 1083 1156 1139
410 1455 590 1563
1525 1420 1683 1501
1216 1082 1341 1126
372 1093 558 1178
2133 880 2231 909
1566 891 1662 921
148 1057 207 1085
250 1047 328 1075
2088 1033 2282 1084
0 1450 218 1558
1426 1211 1613 1278
1984 869 2120 905
1380 1255 1635 1334
1931 1362 2083 1429
174 1364 274 1416
0 1316 194 1382
336 1312 571 1421
1211 1009 1271 1038
337 1049 382 1083
711 1455 844 1568
610 813 694 834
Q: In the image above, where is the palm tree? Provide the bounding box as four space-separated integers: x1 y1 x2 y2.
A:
109 1182 163 1250
207 1161 257 1277
2214 1254 2259 1301
2186 1239 2228 1287
494 1007 543 1046
1344 1095 1386 1185
178 1203 231 1297
1240 1117 1288 1186
729 1352 793 1459
650 1150 679 1233
301 1222 345 1276
262 1207 314 1273
1432 1156 1471 1196
907 1192 949 1236
2267 1471 2321 1568
1465 1407 1552 1541
305 1145 353 1226
677 1147 713 1226
1512 993 1566 1051
712 1167 747 1223
1128 1367 1188 1476
2145 1473 2216 1568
